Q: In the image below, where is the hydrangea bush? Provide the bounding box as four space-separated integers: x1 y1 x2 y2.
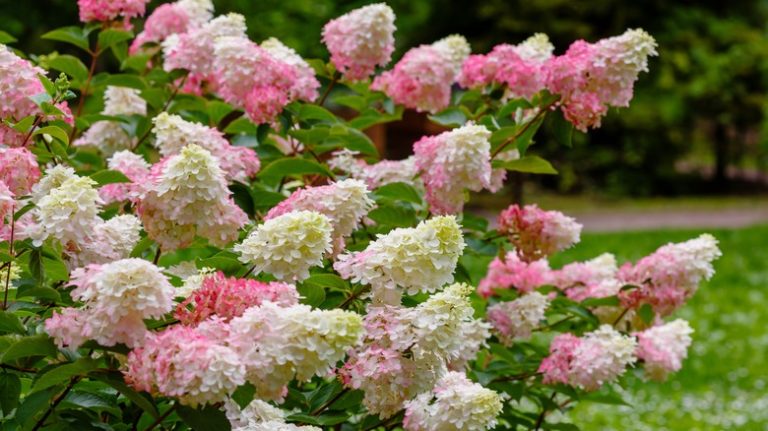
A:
0 2 721 430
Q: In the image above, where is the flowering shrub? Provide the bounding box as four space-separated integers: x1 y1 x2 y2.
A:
0 2 720 430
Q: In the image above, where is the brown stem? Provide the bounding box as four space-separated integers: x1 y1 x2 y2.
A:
339 286 368 309
152 247 162 265
32 376 80 431
3 204 15 310
144 403 176 431
612 307 630 327
133 74 188 149
0 363 37 373
534 391 557 431
318 72 340 106
69 45 100 142
491 101 556 159
20 115 43 148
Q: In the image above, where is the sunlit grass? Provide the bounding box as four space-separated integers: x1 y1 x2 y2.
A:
548 225 768 430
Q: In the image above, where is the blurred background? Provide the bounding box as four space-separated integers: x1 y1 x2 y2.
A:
3 1 768 429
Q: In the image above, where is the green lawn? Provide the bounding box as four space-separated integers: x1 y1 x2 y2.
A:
547 224 768 430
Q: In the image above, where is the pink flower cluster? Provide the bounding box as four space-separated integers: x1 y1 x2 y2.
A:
322 3 395 81
175 271 299 325
0 147 40 196
497 204 582 261
635 319 693 381
46 259 176 349
78 0 149 27
545 29 658 131
130 0 213 54
213 36 317 124
125 319 246 407
618 234 721 316
539 325 636 391
552 253 620 302
478 252 552 297
0 45 71 146
372 39 461 113
459 34 553 100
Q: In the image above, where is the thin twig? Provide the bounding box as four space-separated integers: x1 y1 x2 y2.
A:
318 72 340 106
32 376 81 431
310 387 349 416
242 265 257 278
534 391 557 431
133 74 188 149
491 101 557 159
339 286 368 309
20 115 43 148
3 204 15 310
69 44 100 142
144 403 176 431
152 247 162 265
612 307 630 326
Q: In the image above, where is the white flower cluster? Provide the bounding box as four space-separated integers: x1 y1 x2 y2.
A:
414 124 496 214
74 214 142 267
151 113 259 183
225 398 322 431
341 284 489 418
403 371 503 431
139 144 247 250
266 179 374 253
235 210 333 281
593 29 659 107
260 37 320 101
432 34 472 74
487 291 549 344
228 302 363 400
335 216 465 304
405 283 491 365
28 170 103 247
513 33 555 63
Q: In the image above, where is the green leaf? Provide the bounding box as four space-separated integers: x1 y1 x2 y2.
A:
43 256 69 282
552 110 574 148
490 126 518 149
33 126 69 146
198 253 242 274
296 105 339 123
639 303 655 324
0 310 26 335
177 404 231 431
581 296 621 308
103 74 146 90
1 334 58 363
224 117 259 135
231 383 256 409
257 158 333 180
297 282 326 307
428 107 467 127
41 26 91 52
0 31 17 44
372 182 423 205
47 55 89 83
121 53 152 74
367 204 417 227
90 370 159 418
302 274 349 292
89 169 131 186
493 155 558 175
16 287 61 302
251 188 286 212
0 373 21 415
97 29 133 53
33 358 97 392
